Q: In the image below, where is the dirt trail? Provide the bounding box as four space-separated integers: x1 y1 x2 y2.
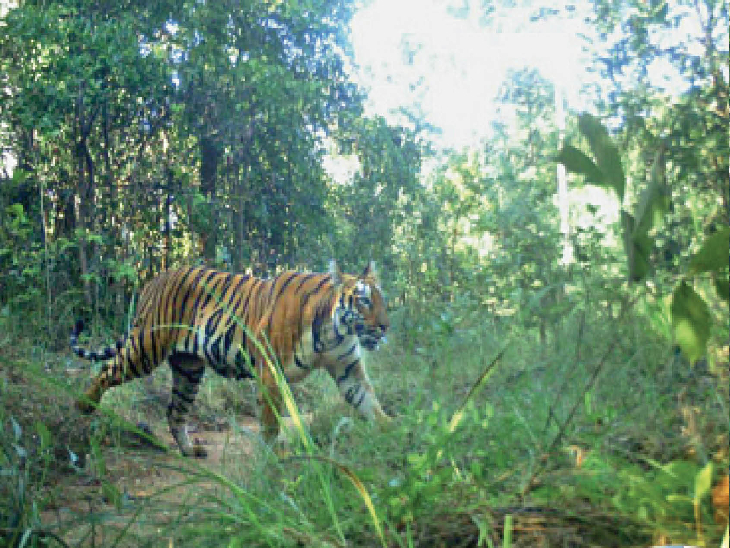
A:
40 415 308 546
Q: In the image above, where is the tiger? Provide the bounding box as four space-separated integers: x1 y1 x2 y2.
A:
70 260 390 457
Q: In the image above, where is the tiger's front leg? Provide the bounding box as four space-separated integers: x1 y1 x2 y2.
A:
168 354 208 458
258 369 284 445
253 318 287 447
326 356 390 425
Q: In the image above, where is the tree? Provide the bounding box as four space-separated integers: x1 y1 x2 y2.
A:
0 0 374 331
567 0 730 362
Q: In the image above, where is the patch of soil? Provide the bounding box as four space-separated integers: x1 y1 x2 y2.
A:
0 357 313 546
39 415 310 547
46 419 258 505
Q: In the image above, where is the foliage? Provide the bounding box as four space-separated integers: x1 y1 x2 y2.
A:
0 0 728 546
0 0 413 329
558 113 728 363
5 301 727 547
0 413 60 548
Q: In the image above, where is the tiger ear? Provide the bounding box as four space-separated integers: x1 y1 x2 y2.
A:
362 260 378 280
329 259 343 287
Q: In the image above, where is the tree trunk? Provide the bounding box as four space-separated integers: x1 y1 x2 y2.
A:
75 143 93 309
199 136 220 263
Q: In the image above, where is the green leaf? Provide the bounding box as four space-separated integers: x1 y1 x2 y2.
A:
35 421 51 450
578 114 625 201
671 281 711 364
555 144 605 184
621 212 652 282
102 480 123 510
633 146 669 234
11 416 22 441
10 169 30 186
688 227 729 275
694 462 713 501
715 275 729 303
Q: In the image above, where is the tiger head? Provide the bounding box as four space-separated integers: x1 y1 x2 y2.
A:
330 260 389 351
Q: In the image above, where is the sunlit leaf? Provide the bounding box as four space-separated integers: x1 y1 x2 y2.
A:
695 462 713 501
671 281 711 364
688 227 729 275
578 113 625 200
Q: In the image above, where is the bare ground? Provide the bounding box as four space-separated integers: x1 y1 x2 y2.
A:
1 357 313 547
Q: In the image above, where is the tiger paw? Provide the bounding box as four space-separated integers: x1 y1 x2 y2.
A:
181 443 208 459
191 444 208 458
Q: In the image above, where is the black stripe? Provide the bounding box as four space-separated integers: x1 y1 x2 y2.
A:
166 268 194 334
337 344 356 361
223 322 237 361
149 327 158 369
229 286 248 320
127 334 142 378
157 272 173 327
235 350 253 376
205 308 225 337
172 387 196 404
301 275 331 308
215 273 234 310
190 326 199 355
345 384 361 405
224 274 248 311
272 272 297 305
182 269 210 350
137 331 152 375
180 268 207 321
267 273 281 299
209 333 223 364
354 389 366 408
295 273 316 290
337 358 360 384
202 333 216 364
197 271 222 311
239 279 258 319
171 361 202 384
265 275 292 332
190 270 217 316
169 398 187 413
205 309 225 363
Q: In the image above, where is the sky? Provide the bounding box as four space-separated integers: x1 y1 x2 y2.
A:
347 0 723 150
348 0 595 149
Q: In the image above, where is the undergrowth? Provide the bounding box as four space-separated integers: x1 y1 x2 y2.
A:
0 297 728 547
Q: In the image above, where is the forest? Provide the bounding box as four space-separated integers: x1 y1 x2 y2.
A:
0 0 728 546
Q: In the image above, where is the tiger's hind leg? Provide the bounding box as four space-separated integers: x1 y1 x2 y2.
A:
76 327 160 414
168 353 208 458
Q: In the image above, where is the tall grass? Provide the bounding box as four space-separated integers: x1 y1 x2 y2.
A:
2 293 727 547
